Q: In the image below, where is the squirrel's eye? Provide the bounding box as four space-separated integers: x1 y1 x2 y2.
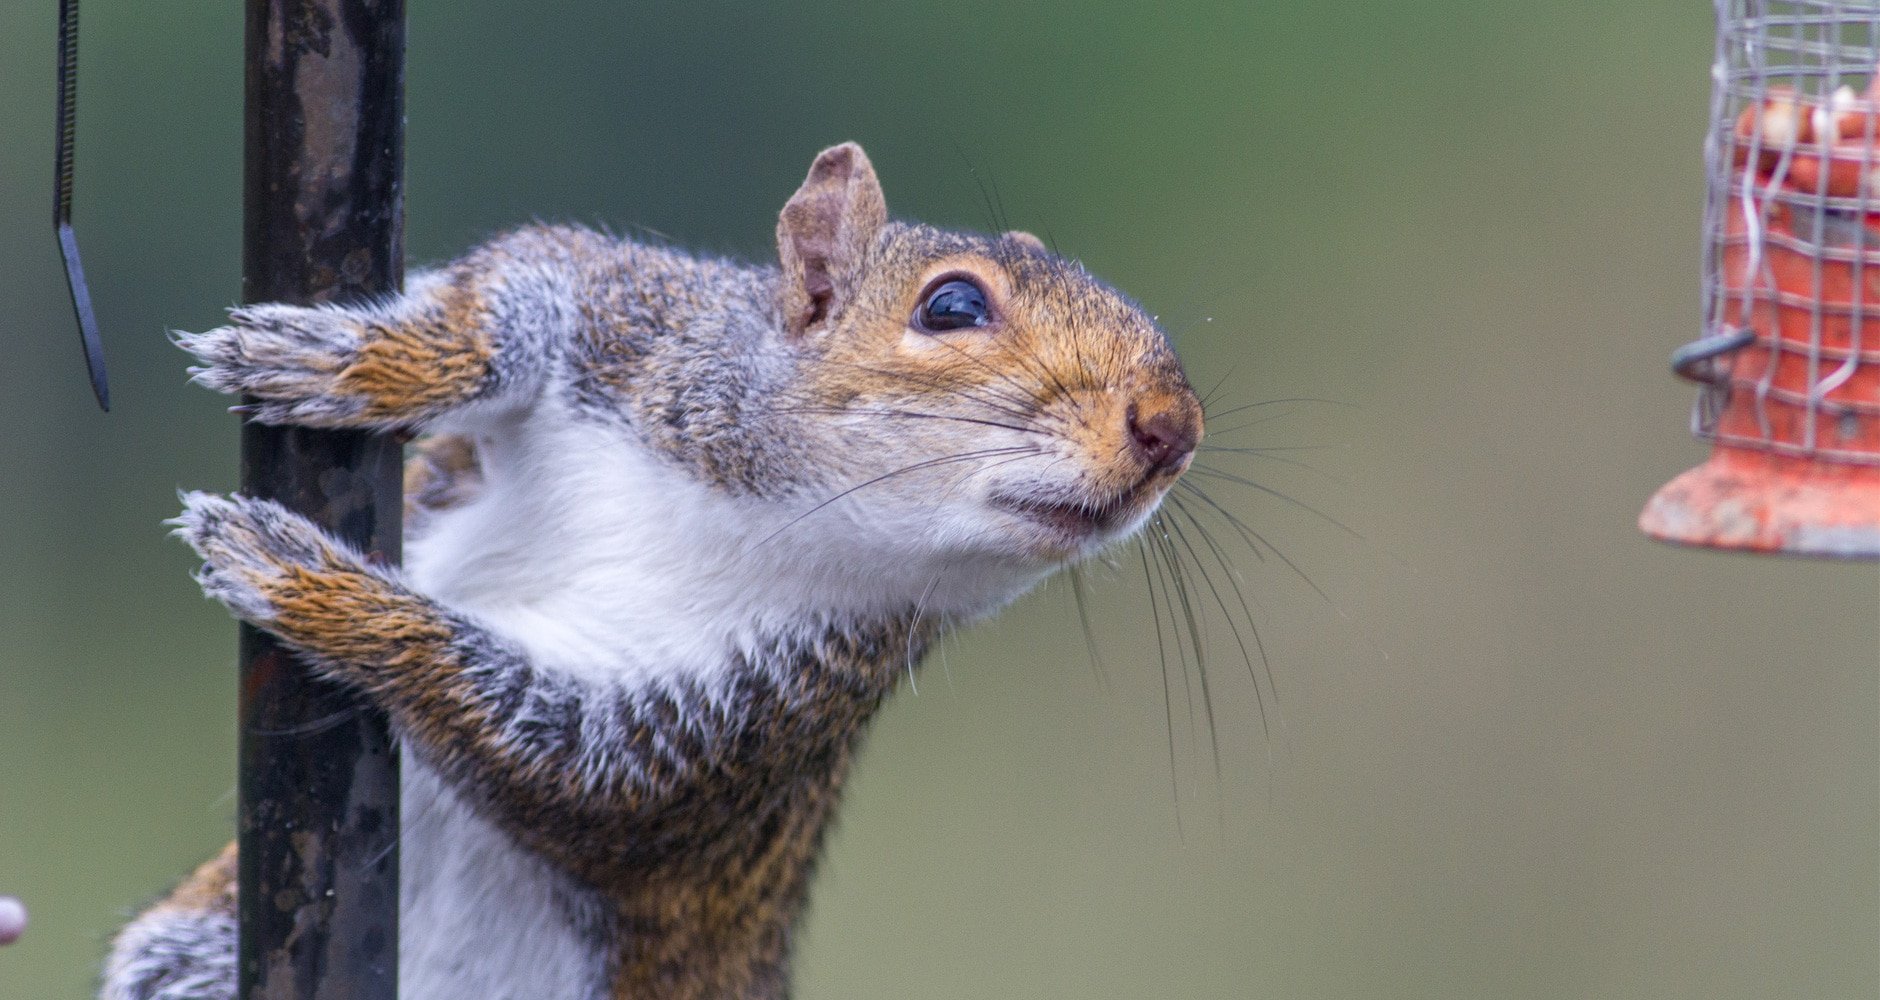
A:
915 279 992 333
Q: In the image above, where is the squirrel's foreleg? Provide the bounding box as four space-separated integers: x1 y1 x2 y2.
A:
171 491 700 871
178 225 591 430
177 269 498 430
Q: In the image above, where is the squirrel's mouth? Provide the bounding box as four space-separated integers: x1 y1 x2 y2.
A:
988 483 1150 543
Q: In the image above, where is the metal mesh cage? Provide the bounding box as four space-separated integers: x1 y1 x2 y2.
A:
1640 1 1880 557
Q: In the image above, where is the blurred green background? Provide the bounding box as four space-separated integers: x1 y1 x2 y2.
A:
2 2 1876 998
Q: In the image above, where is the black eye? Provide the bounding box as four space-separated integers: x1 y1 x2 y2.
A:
915 278 992 332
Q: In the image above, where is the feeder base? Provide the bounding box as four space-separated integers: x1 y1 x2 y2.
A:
1640 450 1880 558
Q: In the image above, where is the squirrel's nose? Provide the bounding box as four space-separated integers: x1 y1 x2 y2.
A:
1126 400 1200 473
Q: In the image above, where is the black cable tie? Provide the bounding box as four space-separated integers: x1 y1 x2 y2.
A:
56 0 109 411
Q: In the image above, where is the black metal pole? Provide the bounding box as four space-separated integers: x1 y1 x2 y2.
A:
240 2 403 998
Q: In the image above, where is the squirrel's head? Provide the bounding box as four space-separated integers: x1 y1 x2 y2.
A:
762 143 1202 604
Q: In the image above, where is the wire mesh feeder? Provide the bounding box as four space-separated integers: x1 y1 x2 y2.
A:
1641 1 1880 558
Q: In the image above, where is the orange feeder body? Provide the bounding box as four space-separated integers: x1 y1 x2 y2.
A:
1641 134 1880 557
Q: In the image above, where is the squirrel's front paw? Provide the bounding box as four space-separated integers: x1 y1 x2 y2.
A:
172 493 449 686
176 304 367 427
169 492 375 631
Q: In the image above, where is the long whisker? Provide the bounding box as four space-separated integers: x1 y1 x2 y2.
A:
838 347 1045 406
957 147 1012 236
1171 481 1264 566
1166 495 1272 676
1203 396 1358 423
1176 479 1342 616
1136 538 1184 836
1204 397 1361 439
1207 412 1309 438
1186 465 1367 544
1067 564 1108 691
925 333 1086 421
987 321 1089 419
1149 516 1222 783
756 447 1042 547
1202 444 1339 454
925 333 1056 404
1200 444 1351 488
905 574 943 696
1196 364 1241 412
1163 494 1273 740
1145 523 1196 738
765 407 1042 437
1140 520 1208 823
987 170 1013 241
805 354 1046 419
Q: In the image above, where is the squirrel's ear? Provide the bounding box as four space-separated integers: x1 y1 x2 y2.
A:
1004 231 1048 252
777 142 888 336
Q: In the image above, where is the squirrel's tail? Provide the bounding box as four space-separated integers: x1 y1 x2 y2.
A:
99 844 236 1000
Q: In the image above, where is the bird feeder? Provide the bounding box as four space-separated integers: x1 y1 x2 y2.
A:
1641 1 1880 558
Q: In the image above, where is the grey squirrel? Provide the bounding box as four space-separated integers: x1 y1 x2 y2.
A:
103 143 1203 1000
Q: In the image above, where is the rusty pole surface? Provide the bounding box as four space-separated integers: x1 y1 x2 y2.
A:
240 1 404 997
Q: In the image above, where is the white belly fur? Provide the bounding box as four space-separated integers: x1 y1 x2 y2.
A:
398 758 608 1000
396 470 612 1000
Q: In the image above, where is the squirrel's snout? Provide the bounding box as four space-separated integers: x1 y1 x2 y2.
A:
1125 398 1201 474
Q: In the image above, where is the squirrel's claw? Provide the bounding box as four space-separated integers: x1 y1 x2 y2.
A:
168 492 446 695
169 491 360 628
173 304 370 427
